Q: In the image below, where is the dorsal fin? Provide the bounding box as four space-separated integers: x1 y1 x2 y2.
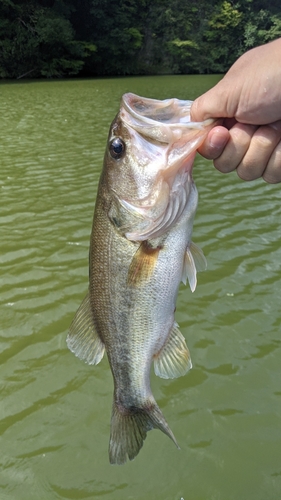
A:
153 322 192 379
66 292 105 365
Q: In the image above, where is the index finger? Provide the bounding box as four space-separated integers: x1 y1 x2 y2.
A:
197 126 230 160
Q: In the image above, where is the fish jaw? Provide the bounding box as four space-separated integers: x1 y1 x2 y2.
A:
105 93 214 241
120 92 214 179
120 93 212 157
121 92 214 140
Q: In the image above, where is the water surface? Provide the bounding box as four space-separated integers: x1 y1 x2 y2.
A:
1 75 281 500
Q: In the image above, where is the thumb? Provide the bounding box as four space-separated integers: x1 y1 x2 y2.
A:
190 81 229 122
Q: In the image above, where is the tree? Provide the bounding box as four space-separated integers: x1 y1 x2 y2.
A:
1 0 281 78
84 0 145 75
0 0 85 78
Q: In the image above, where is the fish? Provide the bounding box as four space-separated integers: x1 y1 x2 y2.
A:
67 93 214 465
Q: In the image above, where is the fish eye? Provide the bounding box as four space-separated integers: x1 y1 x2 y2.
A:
109 138 126 160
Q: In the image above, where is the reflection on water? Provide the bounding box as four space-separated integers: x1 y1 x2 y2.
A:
1 76 281 500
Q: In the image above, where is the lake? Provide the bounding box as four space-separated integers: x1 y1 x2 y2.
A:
1 75 281 500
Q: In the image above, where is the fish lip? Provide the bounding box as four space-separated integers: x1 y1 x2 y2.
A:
120 93 213 179
120 93 214 178
121 92 214 143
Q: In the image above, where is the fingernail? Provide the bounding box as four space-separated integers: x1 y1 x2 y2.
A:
209 129 229 150
269 120 281 131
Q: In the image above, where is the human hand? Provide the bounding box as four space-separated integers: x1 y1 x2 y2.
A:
196 120 281 183
190 39 281 183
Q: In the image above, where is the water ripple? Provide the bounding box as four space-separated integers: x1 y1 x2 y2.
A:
1 77 281 500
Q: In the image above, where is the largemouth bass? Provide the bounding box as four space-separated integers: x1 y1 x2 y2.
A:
67 93 213 465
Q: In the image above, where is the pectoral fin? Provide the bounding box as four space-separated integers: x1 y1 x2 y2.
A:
66 292 105 365
154 322 192 379
127 241 162 286
182 241 207 292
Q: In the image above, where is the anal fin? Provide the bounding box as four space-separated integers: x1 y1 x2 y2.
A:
154 323 192 379
66 292 105 365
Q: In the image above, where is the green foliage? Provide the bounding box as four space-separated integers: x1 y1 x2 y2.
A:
167 39 199 74
0 0 281 78
84 0 147 75
0 0 84 78
200 1 244 72
243 9 281 51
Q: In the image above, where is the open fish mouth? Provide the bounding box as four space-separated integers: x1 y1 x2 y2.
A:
121 92 214 146
120 93 214 182
115 93 214 241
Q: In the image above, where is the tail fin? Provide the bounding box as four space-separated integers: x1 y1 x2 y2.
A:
109 400 179 465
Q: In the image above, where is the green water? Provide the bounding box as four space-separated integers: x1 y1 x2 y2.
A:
1 75 281 500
